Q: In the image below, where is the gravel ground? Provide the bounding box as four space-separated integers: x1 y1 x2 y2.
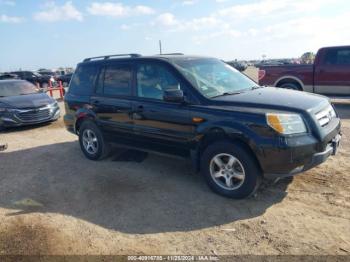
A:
0 90 349 255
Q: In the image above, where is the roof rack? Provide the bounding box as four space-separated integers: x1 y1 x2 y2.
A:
160 53 184 55
83 53 142 62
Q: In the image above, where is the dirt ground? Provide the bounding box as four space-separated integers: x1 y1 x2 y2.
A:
0 86 350 255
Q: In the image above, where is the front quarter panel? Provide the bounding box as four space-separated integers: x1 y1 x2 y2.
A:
190 105 276 158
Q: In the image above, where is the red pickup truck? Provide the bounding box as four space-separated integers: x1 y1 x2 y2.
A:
258 45 350 95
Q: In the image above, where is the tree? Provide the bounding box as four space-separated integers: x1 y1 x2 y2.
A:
301 52 315 64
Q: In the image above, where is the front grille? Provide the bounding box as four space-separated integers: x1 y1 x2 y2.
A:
315 105 336 127
16 107 51 122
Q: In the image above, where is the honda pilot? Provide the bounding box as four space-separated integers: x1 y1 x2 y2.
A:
64 54 341 199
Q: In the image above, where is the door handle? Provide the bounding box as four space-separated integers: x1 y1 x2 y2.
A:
132 105 145 120
91 100 100 105
136 105 144 112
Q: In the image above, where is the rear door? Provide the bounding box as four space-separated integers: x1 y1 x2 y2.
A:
91 62 134 139
314 47 350 94
131 61 195 154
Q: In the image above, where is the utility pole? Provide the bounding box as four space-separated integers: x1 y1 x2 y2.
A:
159 40 162 55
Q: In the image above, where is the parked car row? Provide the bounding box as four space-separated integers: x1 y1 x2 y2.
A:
0 70 73 88
225 61 248 72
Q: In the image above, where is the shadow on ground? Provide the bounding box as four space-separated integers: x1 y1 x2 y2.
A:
0 121 53 134
0 142 291 234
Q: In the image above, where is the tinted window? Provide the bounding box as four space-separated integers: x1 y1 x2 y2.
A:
12 72 23 77
25 72 34 78
95 67 105 95
103 65 132 96
69 64 98 95
136 64 180 100
324 48 350 65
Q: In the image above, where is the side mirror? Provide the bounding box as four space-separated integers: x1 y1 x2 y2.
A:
163 89 184 103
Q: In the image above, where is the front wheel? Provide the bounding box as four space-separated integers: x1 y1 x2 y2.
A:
78 121 110 160
200 141 261 199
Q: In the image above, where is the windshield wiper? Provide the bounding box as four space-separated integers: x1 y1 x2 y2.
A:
211 92 242 98
251 85 262 90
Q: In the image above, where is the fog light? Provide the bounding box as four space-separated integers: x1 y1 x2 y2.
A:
292 165 304 173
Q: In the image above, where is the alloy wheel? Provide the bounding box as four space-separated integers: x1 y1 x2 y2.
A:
209 153 245 190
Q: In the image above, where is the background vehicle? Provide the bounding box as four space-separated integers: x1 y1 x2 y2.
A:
226 60 248 72
0 73 18 80
56 73 73 87
64 54 341 199
258 45 350 94
10 71 53 88
0 80 60 129
37 69 55 77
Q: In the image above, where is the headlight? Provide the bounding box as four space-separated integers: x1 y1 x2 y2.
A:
266 113 307 135
48 101 58 108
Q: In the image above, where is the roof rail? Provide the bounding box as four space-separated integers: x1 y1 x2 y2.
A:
160 53 184 55
83 53 142 62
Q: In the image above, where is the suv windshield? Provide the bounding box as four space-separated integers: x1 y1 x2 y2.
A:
173 58 258 98
0 81 39 97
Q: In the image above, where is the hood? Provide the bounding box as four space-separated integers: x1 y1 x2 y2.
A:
0 93 55 109
212 87 329 112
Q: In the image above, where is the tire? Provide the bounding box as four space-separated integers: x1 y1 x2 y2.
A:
200 141 261 199
279 83 301 91
78 120 110 160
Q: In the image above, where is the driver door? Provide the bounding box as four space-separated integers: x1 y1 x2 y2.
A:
131 62 195 153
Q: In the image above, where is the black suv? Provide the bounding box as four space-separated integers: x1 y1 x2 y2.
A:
64 54 341 199
10 71 52 88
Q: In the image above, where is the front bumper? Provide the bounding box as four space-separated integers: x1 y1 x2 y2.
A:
258 116 342 180
264 133 341 180
0 107 60 128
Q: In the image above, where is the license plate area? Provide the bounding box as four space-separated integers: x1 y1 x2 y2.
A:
331 134 341 155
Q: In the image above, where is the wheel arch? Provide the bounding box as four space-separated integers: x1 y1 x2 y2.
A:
193 127 263 174
74 111 96 134
274 76 304 90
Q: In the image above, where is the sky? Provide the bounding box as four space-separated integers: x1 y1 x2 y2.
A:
1 0 350 71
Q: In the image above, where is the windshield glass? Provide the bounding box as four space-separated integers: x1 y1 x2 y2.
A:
173 58 258 98
0 81 39 97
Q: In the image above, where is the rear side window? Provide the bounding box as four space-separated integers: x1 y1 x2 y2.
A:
324 48 350 65
69 64 98 95
103 65 132 96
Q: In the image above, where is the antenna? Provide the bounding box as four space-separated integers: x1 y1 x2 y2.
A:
159 40 162 55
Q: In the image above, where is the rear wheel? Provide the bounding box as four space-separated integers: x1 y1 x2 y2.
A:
279 82 301 90
78 121 110 160
200 141 261 199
